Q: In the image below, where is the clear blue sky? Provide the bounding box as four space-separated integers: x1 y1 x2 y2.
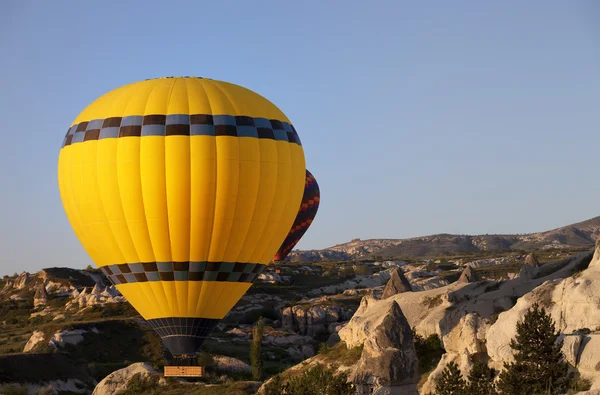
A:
1 1 599 274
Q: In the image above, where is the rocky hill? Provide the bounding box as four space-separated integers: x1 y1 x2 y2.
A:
287 215 600 262
1 241 598 394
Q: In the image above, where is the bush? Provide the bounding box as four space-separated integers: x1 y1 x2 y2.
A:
413 329 445 374
262 363 354 395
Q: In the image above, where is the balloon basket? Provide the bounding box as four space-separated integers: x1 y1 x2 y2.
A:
164 356 204 377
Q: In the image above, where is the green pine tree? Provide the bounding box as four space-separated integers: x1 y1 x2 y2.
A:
497 303 569 395
467 361 497 395
434 361 466 395
250 316 264 381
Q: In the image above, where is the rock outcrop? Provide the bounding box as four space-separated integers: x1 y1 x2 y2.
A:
340 299 419 394
65 285 125 309
23 330 46 352
281 299 356 336
14 272 32 289
381 268 412 298
525 253 540 267
49 328 97 349
34 283 49 307
457 266 479 283
486 248 600 387
212 355 252 374
93 362 158 395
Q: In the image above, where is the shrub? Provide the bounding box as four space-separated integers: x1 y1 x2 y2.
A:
413 329 445 374
262 363 354 395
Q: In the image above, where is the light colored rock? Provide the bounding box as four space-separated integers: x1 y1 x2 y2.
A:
525 253 540 267
23 330 45 352
48 329 88 349
257 273 283 283
14 272 32 289
487 260 600 364
518 263 539 279
53 314 66 321
577 334 600 375
34 283 49 307
226 328 249 338
560 334 582 366
91 283 102 295
349 301 419 394
443 313 489 355
308 269 394 296
458 266 479 283
92 362 158 395
212 355 252 373
382 268 412 299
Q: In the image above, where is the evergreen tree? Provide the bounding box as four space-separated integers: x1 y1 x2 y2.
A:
497 303 569 395
434 362 466 395
250 317 264 381
467 361 497 395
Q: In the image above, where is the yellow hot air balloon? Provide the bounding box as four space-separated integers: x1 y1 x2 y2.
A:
57 77 306 363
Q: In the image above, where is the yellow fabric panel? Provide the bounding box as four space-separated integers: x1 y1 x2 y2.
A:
237 139 278 263
58 148 102 264
148 282 171 317
267 144 307 262
116 138 155 262
207 136 240 262
223 137 260 262
189 136 216 261
165 136 191 262
117 281 251 320
251 140 292 263
258 140 293 262
64 145 110 265
143 78 173 115
71 78 290 125
80 141 124 266
96 139 140 263
140 137 170 262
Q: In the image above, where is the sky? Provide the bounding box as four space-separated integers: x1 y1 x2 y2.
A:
0 1 599 275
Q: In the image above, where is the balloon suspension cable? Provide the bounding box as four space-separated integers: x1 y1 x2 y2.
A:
171 355 199 366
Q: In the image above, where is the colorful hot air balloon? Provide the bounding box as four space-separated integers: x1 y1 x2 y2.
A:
273 170 320 262
57 77 306 362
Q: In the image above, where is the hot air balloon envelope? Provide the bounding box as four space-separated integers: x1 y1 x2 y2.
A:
58 77 306 358
274 170 320 262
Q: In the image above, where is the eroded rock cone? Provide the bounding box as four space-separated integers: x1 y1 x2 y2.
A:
349 301 420 391
525 253 540 267
34 282 49 307
382 268 412 299
458 265 479 283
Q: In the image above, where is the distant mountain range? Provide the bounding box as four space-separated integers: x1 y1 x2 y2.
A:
286 216 600 262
